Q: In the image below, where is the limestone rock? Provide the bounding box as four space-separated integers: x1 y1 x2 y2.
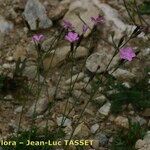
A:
26 96 51 117
43 46 88 70
73 122 90 138
112 68 136 80
48 0 70 20
57 117 72 127
65 72 84 85
114 116 129 128
91 124 99 133
0 16 13 33
63 0 99 36
23 0 52 30
86 51 119 73
98 102 111 116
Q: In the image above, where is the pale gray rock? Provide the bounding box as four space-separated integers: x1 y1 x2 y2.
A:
111 68 136 80
94 95 107 106
14 106 23 114
144 131 150 143
98 102 111 116
93 0 136 39
86 51 119 73
43 46 88 70
0 16 13 33
135 131 150 150
23 0 52 30
132 116 147 126
26 96 50 117
57 116 72 127
23 65 37 79
65 72 84 85
91 124 99 134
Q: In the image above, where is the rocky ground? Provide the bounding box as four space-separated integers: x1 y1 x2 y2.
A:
0 0 150 150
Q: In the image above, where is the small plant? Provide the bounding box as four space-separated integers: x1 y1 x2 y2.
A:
111 121 146 150
139 1 150 15
106 68 150 114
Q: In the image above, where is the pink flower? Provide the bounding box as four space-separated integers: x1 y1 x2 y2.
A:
62 20 74 30
120 47 136 61
65 32 79 43
32 34 45 43
82 24 88 33
91 15 104 25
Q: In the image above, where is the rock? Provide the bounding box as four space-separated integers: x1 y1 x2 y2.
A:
41 37 54 52
142 108 150 117
86 51 119 73
14 106 23 114
26 96 51 117
6 56 14 62
122 82 131 88
63 0 99 36
48 0 70 20
112 68 136 81
135 131 150 150
94 95 107 106
114 116 129 128
8 120 19 132
36 120 55 131
135 139 146 149
26 43 38 61
132 116 147 126
43 46 88 70
4 95 13 100
65 72 84 85
95 132 108 146
0 16 13 33
23 0 52 30
93 0 136 39
98 102 111 116
144 131 150 143
56 116 72 127
2 63 13 69
13 45 27 61
91 124 99 133
92 140 99 149
83 77 90 83
23 65 37 79
73 122 90 138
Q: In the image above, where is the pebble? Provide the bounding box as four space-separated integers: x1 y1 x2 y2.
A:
114 116 129 128
86 52 119 73
65 73 84 85
14 106 23 114
73 123 90 138
98 102 111 116
95 132 108 146
91 124 99 134
0 16 13 33
56 116 72 127
26 96 51 117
